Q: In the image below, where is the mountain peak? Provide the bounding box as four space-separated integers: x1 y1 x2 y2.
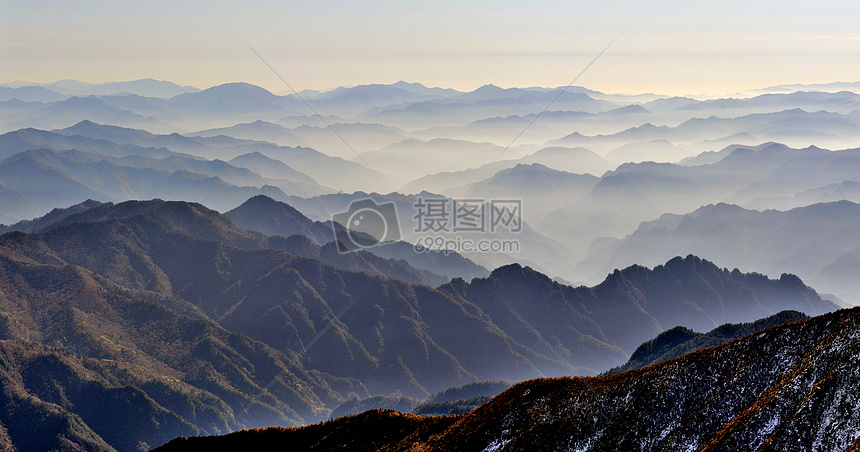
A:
233 194 305 218
605 104 650 114
662 253 717 271
692 202 749 216
204 82 273 94
488 262 525 278
225 195 333 245
45 198 266 249
486 263 556 288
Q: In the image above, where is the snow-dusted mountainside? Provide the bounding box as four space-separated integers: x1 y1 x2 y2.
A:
157 306 860 451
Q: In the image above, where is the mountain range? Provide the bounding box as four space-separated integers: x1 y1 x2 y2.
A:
48 120 381 193
0 123 349 220
576 201 860 303
1 78 200 98
443 163 599 224
536 142 860 269
0 197 838 450
2 84 860 298
276 190 582 279
155 306 860 451
223 194 488 284
2 77 860 450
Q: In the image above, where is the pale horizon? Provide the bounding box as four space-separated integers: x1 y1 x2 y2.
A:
5 76 860 100
3 1 859 97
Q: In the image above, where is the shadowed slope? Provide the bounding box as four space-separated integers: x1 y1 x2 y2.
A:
157 307 860 452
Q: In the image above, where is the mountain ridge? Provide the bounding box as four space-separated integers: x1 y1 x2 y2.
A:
154 306 860 451
0 197 843 450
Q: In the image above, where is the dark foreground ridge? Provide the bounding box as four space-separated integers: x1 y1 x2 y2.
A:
156 307 860 452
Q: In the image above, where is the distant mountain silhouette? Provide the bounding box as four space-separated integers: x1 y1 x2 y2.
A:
0 146 294 218
411 380 513 416
281 191 581 280
74 118 376 195
308 83 453 116
603 309 810 375
0 125 347 219
680 90 860 114
410 114 565 146
399 160 519 195
190 120 302 146
167 82 302 118
225 195 488 282
519 146 612 176
329 395 420 420
1 127 180 161
604 139 694 164
747 81 860 95
56 119 206 152
0 85 68 103
227 151 322 188
0 148 109 216
54 121 332 196
5 96 174 133
282 122 409 160
388 81 461 98
537 141 860 269
399 146 611 196
215 142 395 193
576 201 860 304
357 138 505 183
548 108 860 156
8 78 201 98
368 87 615 129
225 194 335 243
330 380 514 419
445 163 599 224
0 181 37 223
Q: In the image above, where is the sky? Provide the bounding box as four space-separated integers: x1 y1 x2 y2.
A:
1 0 859 96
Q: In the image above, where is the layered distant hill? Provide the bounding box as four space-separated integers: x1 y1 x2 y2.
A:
1 78 200 98
5 79 860 166
443 163 599 224
576 201 860 303
278 190 584 279
0 123 348 220
157 306 860 452
3 79 860 289
2 78 860 450
536 142 860 266
223 194 489 283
